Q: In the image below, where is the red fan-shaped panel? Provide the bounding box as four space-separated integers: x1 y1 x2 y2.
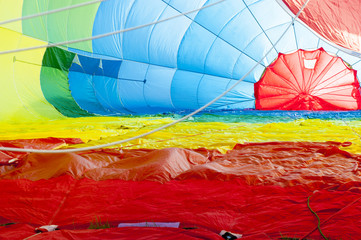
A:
255 48 361 110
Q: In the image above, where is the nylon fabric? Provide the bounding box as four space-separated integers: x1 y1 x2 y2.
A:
255 48 361 110
65 50 255 114
0 138 83 171
22 0 100 52
41 47 94 117
2 117 361 154
0 140 360 189
281 0 361 53
0 0 23 32
1 175 361 239
1 0 361 117
14 227 222 240
0 28 65 122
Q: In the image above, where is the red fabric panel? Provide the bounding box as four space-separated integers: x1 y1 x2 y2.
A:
33 227 222 240
255 48 361 110
0 224 221 240
0 224 35 240
0 176 361 239
281 0 361 53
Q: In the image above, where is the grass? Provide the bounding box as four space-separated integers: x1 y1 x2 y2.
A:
0 222 15 227
88 216 112 229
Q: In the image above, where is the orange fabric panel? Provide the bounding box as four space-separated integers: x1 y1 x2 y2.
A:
1 140 360 189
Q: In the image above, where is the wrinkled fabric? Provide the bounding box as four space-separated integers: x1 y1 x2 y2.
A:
1 141 360 188
0 140 361 239
0 138 83 167
0 224 222 240
0 176 361 239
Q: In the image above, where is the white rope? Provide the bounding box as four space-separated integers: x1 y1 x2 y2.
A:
0 0 226 55
0 0 310 153
0 0 106 26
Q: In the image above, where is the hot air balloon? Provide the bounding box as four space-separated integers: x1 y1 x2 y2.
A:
1 0 361 239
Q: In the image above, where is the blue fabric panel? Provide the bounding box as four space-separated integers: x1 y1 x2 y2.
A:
248 0 291 32
122 0 167 63
69 61 83 73
243 33 278 67
68 72 110 115
167 0 207 20
117 61 149 111
233 54 265 83
69 56 121 78
144 65 176 110
266 23 297 54
171 70 203 109
117 81 149 113
92 76 131 114
194 0 245 35
77 55 100 74
293 21 319 50
197 75 231 109
101 59 122 78
118 60 148 81
92 0 136 59
68 47 120 60
244 0 261 4
148 6 192 68
223 80 255 109
205 38 242 78
177 23 216 73
219 10 261 54
318 41 339 55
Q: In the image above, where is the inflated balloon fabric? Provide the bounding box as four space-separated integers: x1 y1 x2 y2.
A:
281 0 361 53
255 48 361 110
2 0 361 119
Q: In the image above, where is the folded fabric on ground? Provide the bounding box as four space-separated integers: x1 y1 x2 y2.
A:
1 139 361 239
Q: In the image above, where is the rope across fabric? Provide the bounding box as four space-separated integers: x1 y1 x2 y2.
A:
0 0 310 153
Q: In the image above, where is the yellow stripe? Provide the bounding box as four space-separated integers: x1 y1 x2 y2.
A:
0 117 360 154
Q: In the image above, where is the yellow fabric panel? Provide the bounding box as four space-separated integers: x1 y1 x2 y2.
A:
0 117 360 154
0 27 65 123
0 0 23 33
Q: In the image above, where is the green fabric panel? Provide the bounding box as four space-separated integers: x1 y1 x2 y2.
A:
22 0 100 52
42 47 76 71
41 47 94 117
66 0 100 51
22 0 49 41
